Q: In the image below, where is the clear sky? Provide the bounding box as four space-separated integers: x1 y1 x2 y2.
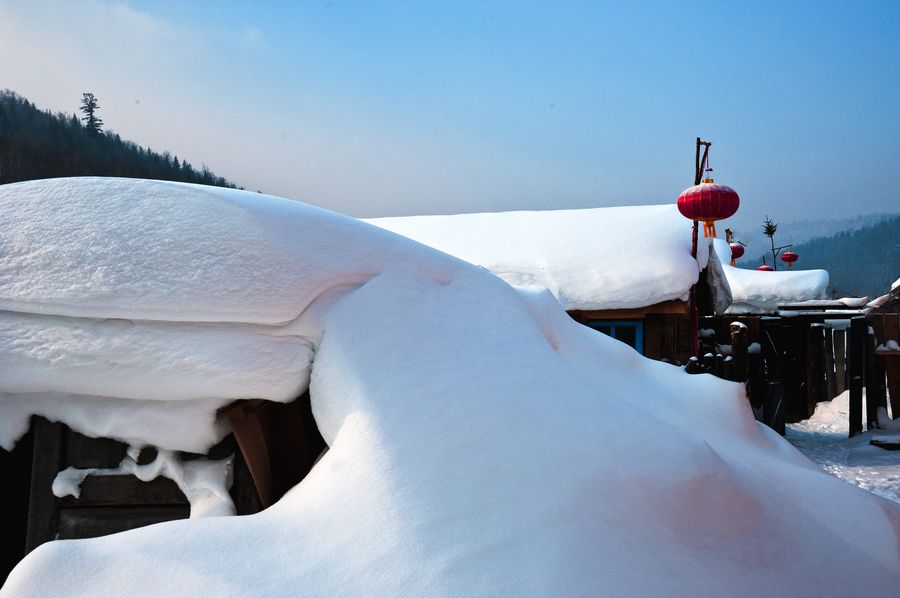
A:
2 1 898 230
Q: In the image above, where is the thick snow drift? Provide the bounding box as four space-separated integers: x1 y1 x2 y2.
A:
3 179 899 596
368 205 716 311
712 239 829 313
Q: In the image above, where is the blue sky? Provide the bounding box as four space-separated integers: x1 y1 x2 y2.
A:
2 1 898 230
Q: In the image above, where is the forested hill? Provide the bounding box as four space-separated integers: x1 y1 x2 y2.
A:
0 90 237 188
748 215 900 299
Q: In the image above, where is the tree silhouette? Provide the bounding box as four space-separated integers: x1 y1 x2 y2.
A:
761 215 793 271
0 89 238 189
80 92 103 135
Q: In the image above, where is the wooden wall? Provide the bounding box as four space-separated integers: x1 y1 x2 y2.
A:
569 300 692 364
22 418 261 557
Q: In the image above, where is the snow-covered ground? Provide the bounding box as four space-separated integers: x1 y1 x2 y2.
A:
2 178 900 596
787 391 900 504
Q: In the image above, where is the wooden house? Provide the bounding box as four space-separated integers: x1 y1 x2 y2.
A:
368 204 732 365
5 198 743 582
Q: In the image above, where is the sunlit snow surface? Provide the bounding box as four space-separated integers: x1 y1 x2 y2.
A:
2 179 900 596
787 391 900 504
712 239 829 313
368 206 713 311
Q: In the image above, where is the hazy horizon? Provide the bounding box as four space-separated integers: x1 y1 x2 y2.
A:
2 1 898 232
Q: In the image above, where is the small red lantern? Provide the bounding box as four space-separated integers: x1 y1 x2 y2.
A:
729 242 744 266
756 264 774 272
677 179 740 238
780 251 798 268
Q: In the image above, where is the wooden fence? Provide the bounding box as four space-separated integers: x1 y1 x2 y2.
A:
696 311 899 437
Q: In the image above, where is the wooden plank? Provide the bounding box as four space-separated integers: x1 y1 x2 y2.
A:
848 317 866 437
880 354 900 419
809 324 827 406
760 318 784 433
675 313 692 365
834 328 847 395
765 381 785 435
57 506 190 541
223 394 326 509
730 321 749 382
63 430 127 469
781 322 809 423
570 299 689 320
760 318 781 381
25 418 64 554
869 314 886 343
866 328 887 429
824 326 836 400
643 314 663 361
747 354 765 412
884 313 899 345
56 475 187 508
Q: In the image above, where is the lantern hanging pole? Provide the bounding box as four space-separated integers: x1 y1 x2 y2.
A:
694 138 712 186
690 138 711 358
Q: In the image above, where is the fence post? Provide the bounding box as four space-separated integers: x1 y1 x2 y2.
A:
761 317 785 434
866 323 888 429
781 321 809 422
730 322 749 382
848 316 866 437
824 326 836 401
834 328 847 396
809 324 827 407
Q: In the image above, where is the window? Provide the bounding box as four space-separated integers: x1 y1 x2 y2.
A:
586 320 644 354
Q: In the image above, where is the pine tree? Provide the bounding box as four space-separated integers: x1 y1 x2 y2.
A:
80 92 103 135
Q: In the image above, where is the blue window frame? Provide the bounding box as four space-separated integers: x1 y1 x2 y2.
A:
586 320 644 354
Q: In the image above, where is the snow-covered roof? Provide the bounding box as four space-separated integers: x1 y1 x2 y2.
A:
3 178 899 596
712 239 830 314
367 205 717 311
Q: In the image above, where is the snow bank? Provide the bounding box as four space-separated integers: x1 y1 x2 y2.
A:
713 239 829 314
367 205 714 311
3 179 900 596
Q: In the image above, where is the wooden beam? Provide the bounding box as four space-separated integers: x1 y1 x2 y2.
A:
570 300 689 321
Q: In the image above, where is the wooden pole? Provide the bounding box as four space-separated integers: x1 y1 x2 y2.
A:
834 328 847 395
730 321 749 382
809 324 827 407
781 321 808 423
848 316 866 437
865 323 887 429
824 326 836 400
761 317 785 433
689 138 711 357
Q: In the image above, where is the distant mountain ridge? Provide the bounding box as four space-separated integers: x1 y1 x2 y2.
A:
0 90 237 189
735 215 900 299
730 212 898 250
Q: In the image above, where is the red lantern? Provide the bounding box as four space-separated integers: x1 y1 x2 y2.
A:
729 242 744 266
677 179 740 238
780 251 798 268
756 264 774 271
